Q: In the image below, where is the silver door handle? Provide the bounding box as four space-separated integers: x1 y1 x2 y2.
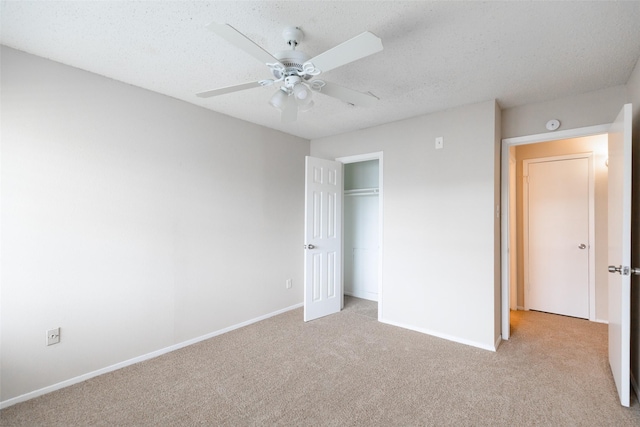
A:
578 244 587 249
304 244 315 250
608 265 640 276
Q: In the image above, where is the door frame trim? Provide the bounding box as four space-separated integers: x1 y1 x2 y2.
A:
522 153 595 319
500 124 610 340
336 152 384 321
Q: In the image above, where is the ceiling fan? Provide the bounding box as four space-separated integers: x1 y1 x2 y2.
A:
197 23 383 122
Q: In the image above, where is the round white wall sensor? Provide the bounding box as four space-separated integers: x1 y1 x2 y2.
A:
546 119 561 131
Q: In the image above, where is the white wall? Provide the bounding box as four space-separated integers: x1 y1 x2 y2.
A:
0 47 309 402
311 100 501 350
502 85 627 139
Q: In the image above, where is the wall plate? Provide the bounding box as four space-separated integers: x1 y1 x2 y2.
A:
47 327 60 346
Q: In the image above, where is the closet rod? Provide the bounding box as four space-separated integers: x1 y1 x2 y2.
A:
344 188 379 196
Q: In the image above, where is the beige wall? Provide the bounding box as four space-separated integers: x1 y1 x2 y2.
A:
311 100 501 350
1 47 309 402
502 85 627 139
514 136 609 321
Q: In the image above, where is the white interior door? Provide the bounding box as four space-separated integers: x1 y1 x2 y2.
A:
525 156 591 319
607 103 632 407
304 156 342 322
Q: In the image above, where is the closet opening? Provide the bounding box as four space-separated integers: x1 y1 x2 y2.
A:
338 153 383 320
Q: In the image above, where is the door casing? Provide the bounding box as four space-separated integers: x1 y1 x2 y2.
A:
500 124 610 340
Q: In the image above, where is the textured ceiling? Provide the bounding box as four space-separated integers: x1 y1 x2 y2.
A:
2 1 640 140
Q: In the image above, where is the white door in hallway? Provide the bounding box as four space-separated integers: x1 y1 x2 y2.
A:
304 156 342 322
525 155 591 319
607 103 632 407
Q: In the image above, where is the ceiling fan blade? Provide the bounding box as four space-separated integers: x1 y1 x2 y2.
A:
206 22 282 66
281 95 298 122
310 81 379 107
196 81 263 98
306 32 383 74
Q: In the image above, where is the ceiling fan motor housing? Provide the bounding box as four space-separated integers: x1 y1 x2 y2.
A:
272 50 312 80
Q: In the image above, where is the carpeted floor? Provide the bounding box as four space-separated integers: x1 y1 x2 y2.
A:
2 296 639 426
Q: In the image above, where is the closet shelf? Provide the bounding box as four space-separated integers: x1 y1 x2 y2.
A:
344 188 379 196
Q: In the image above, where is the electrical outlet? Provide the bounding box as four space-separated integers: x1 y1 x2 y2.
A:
286 279 292 289
435 137 444 149
47 327 60 346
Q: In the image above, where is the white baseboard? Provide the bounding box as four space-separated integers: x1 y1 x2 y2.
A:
593 318 608 324
344 290 378 302
0 302 303 409
517 305 525 311
379 318 498 352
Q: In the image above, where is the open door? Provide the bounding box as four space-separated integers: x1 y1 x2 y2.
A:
607 103 633 407
304 156 342 321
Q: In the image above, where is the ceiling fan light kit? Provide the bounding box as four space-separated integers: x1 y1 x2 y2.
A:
293 82 312 104
197 23 383 122
268 88 289 112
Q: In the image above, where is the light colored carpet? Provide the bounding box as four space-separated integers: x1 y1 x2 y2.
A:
2 296 640 426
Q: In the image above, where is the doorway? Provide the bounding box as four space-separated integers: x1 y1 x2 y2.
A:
337 152 383 320
343 160 379 302
501 125 610 339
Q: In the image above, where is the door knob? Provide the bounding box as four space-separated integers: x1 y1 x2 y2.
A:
304 244 315 250
578 244 587 249
608 265 640 275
